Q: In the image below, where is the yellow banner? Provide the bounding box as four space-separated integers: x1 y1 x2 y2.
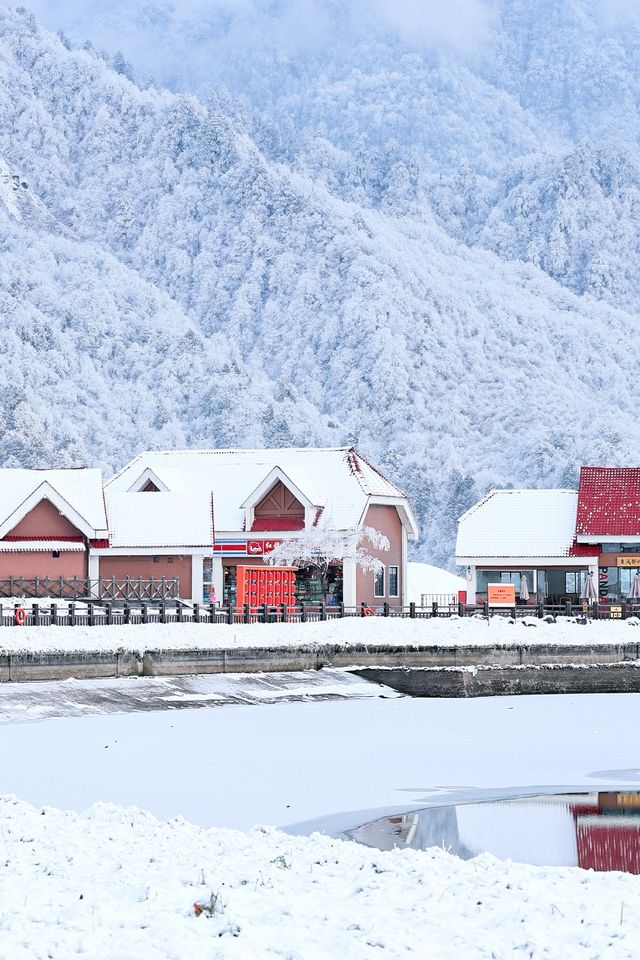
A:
617 556 640 567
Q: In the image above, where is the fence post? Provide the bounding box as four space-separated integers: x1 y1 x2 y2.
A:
282 602 288 623
537 600 544 619
409 601 416 619
383 602 390 617
51 602 57 626
244 603 250 625
87 603 94 627
320 602 327 622
123 603 130 625
432 601 438 618
483 601 489 617
458 600 464 617
302 602 308 623
141 602 148 624
565 600 571 617
176 602 183 623
33 602 39 627
227 603 234 625
160 601 166 624
193 602 200 624
510 605 516 619
209 602 216 624
261 602 268 624
339 602 344 618
106 603 113 626
592 600 599 620
69 602 76 627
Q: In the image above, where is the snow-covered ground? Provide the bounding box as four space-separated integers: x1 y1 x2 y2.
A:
3 685 640 956
406 561 465 602
2 794 640 959
1 614 639 653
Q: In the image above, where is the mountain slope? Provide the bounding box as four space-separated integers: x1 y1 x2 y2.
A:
2 6 640 565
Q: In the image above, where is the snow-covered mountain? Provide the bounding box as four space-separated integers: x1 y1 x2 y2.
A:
2 3 640 565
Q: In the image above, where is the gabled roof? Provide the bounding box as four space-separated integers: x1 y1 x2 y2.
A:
576 466 640 538
456 489 597 559
107 447 415 534
0 469 107 538
105 491 213 548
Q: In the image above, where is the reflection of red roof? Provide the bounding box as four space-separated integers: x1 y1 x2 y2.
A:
250 517 304 532
577 467 640 537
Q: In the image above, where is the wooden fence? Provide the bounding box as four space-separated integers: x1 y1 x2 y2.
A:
0 597 636 627
0 577 180 600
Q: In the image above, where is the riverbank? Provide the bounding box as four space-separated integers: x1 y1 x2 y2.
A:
1 614 640 654
1 796 639 959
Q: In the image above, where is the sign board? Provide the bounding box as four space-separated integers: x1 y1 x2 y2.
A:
617 556 640 567
610 605 623 619
487 583 516 607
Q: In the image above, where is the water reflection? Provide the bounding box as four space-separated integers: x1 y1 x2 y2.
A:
349 792 640 873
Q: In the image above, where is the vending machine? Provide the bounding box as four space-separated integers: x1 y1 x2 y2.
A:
235 565 297 611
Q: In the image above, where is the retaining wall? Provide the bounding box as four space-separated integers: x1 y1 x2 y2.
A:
0 642 639 682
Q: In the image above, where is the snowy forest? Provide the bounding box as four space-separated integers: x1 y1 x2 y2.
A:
2 1 640 566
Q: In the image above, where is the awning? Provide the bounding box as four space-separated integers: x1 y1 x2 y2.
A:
0 541 86 552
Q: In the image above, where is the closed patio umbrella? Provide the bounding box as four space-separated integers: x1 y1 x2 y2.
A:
519 573 530 602
627 572 640 600
580 571 597 601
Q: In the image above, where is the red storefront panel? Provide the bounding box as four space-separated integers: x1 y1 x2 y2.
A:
236 565 297 610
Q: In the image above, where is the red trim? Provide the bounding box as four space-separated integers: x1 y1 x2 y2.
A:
89 539 110 548
568 540 600 557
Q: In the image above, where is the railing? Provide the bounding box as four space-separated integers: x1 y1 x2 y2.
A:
0 577 179 600
0 598 633 627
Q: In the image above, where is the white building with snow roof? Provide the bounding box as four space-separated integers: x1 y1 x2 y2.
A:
455 489 599 606
103 447 418 606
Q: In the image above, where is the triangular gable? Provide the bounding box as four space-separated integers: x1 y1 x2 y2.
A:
126 467 171 493
0 482 96 540
240 466 317 513
6 498 84 539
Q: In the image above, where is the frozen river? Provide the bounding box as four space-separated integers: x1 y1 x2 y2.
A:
0 674 639 832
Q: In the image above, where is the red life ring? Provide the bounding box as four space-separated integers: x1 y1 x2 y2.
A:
363 607 376 617
14 607 26 626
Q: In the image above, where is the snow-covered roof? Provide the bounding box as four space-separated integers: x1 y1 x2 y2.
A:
0 469 107 538
105 492 213 548
107 448 414 534
455 489 591 559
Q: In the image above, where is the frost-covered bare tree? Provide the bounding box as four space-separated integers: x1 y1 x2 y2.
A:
265 526 390 595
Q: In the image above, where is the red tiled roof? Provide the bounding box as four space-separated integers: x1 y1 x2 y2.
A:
577 467 640 537
250 517 304 532
568 540 600 557
2 535 84 542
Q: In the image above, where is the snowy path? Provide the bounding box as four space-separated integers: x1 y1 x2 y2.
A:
1 614 640 653
1 692 639 831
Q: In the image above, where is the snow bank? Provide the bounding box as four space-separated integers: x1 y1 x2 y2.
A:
1 796 639 959
406 561 465 602
1 614 640 654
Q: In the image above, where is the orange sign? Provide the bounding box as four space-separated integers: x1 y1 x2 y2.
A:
617 556 640 567
487 583 516 606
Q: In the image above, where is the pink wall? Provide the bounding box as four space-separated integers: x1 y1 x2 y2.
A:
99 555 192 596
0 551 85 579
8 498 83 538
356 505 403 607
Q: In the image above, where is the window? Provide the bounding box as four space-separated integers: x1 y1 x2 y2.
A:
51 550 60 559
374 567 385 598
388 565 399 597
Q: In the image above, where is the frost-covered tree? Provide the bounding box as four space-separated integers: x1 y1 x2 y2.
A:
265 526 390 595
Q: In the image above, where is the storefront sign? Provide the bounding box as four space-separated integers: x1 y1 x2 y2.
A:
247 540 281 556
487 583 516 606
617 556 640 567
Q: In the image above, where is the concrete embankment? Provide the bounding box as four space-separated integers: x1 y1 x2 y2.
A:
350 662 640 697
1 642 640 686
